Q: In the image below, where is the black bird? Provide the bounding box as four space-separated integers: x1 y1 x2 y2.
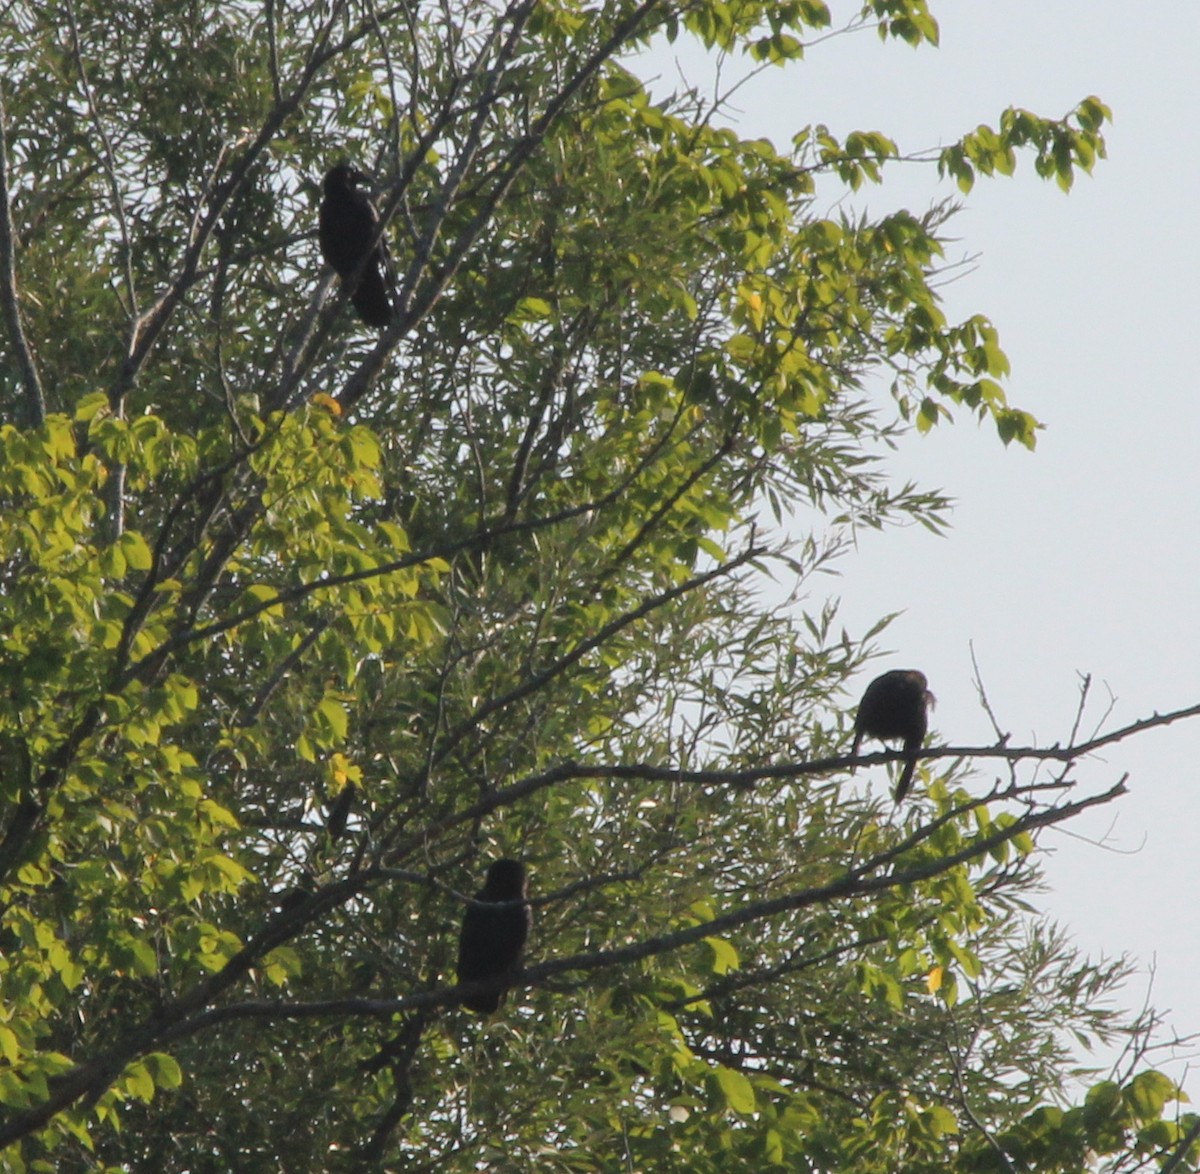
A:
851 669 936 801
318 162 395 327
326 782 355 843
455 858 532 1014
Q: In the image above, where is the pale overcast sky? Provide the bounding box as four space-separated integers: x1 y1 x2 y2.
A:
642 2 1200 1102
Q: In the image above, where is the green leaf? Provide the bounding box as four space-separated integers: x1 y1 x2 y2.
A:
508 296 554 323
315 696 349 742
0 1025 20 1064
704 936 739 975
119 530 153 571
1126 1071 1178 1122
923 1104 959 1137
127 938 158 978
123 1061 156 1103
146 1053 184 1091
714 1066 756 1115
74 392 110 423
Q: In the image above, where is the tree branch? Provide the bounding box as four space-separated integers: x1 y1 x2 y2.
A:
424 540 767 777
0 770 1124 1149
336 0 670 407
0 84 43 427
1161 1115 1200 1174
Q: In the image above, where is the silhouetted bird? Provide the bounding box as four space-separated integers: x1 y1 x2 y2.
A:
851 669 936 801
455 858 531 1014
326 782 355 843
318 162 395 327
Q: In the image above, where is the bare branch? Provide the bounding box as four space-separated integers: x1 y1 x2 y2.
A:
380 697 1200 801
0 773 1123 1147
0 84 43 427
63 0 138 319
233 615 331 728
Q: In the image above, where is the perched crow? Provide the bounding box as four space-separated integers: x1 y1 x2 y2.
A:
455 858 531 1014
326 781 355 843
318 162 395 327
851 669 936 802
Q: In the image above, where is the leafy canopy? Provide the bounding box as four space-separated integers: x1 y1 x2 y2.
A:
0 0 1193 1171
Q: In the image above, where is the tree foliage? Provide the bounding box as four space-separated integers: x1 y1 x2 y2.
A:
0 0 1194 1170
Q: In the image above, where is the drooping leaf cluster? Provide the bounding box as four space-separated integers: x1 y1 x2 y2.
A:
0 0 1192 1171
